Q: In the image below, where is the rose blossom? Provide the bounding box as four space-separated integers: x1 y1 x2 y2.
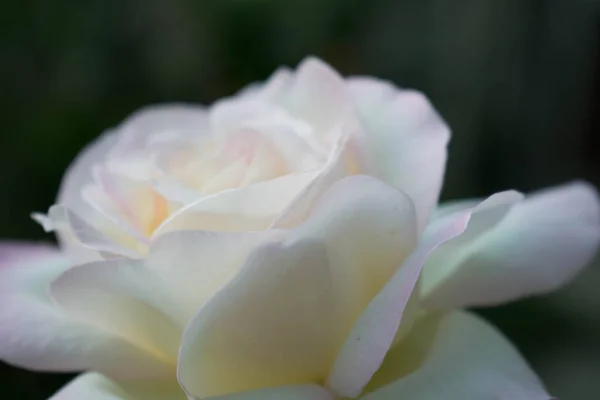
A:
1 57 598 400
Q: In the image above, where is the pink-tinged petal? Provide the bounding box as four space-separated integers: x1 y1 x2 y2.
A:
360 311 551 400
146 229 279 322
0 243 170 378
289 175 418 347
57 131 118 214
271 136 351 229
193 385 333 400
86 165 172 239
110 104 208 161
50 260 182 370
240 113 328 173
33 205 140 263
178 239 335 399
422 182 600 308
151 177 204 205
155 171 318 234
420 190 523 304
50 372 187 400
209 100 272 136
238 67 294 103
348 77 450 233
284 57 357 141
81 185 150 248
326 207 472 399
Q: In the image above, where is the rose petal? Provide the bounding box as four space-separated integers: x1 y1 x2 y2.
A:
285 57 357 142
271 136 351 229
240 114 327 173
50 259 182 372
57 131 118 214
195 385 334 400
178 175 419 399
34 204 140 262
422 182 600 308
50 372 187 400
360 311 551 400
85 166 170 239
419 190 523 304
0 243 170 378
110 104 208 162
289 175 418 346
326 204 472 398
50 373 126 400
146 229 279 322
348 77 450 233
178 239 335 398
239 67 294 103
155 171 318 234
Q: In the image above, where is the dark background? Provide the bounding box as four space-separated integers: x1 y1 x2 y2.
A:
1 0 599 398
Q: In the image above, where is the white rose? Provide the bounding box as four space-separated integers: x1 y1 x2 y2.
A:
0 57 598 400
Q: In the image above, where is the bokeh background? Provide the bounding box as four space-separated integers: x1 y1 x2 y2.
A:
1 0 599 398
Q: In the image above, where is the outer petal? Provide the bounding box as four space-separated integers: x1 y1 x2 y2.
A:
284 57 357 142
288 175 418 346
33 205 140 262
50 373 187 400
178 175 418 399
238 67 294 103
0 243 171 378
422 182 600 308
50 260 182 369
57 131 118 213
109 104 208 163
348 77 450 233
178 239 335 399
420 190 523 304
192 385 333 400
146 229 279 322
360 311 551 400
45 131 121 259
326 203 472 398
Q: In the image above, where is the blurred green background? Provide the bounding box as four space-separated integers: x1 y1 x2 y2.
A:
1 0 599 398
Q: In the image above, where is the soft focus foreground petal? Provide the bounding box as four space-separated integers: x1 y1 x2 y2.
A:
423 182 600 308
155 171 318 234
192 385 333 400
50 260 181 370
348 78 450 233
361 311 551 400
0 243 171 378
178 239 335 398
50 372 187 400
146 229 279 322
326 206 472 398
